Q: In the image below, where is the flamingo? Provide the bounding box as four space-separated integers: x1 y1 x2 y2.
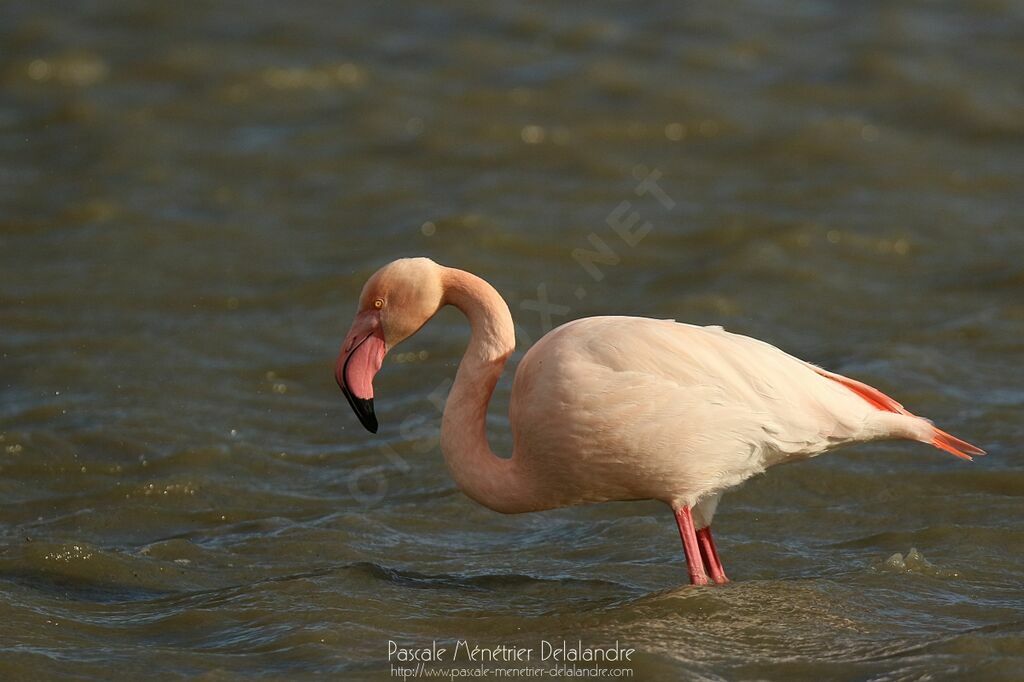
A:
335 258 985 585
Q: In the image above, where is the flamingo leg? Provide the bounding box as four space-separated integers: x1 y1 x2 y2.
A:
696 526 728 584
674 506 710 585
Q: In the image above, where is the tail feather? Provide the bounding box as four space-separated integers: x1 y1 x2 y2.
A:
809 364 985 461
931 428 987 461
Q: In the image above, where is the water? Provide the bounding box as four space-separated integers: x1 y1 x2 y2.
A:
1 1 1022 679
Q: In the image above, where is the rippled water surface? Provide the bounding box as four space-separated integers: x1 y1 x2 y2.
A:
1 1 1022 679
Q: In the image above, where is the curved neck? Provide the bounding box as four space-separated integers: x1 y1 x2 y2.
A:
439 267 534 513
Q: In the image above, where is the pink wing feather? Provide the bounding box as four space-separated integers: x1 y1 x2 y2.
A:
809 365 986 461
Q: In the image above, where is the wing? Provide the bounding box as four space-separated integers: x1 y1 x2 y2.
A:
511 318 877 496
510 316 979 506
565 317 879 451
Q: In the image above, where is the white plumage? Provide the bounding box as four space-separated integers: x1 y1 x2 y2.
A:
512 318 939 517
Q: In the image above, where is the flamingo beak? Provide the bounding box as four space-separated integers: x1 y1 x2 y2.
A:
335 310 387 433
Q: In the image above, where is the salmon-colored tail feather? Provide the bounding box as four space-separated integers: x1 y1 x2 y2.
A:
930 428 986 461
810 365 986 461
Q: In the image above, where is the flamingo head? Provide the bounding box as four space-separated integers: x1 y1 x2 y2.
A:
336 258 444 433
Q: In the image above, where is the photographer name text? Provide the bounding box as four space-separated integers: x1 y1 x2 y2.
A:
388 639 635 664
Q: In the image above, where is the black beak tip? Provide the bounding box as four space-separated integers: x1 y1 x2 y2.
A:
342 385 378 433
360 403 379 434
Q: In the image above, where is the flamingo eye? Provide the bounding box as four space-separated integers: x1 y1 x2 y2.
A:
373 298 384 309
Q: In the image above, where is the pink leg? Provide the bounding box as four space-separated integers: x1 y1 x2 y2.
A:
697 526 728 584
674 506 710 586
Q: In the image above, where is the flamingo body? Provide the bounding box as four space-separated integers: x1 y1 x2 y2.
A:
510 317 957 521
335 258 984 585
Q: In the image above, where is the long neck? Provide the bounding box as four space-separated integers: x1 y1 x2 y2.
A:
439 267 535 513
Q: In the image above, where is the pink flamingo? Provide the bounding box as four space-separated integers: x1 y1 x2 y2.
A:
335 258 985 585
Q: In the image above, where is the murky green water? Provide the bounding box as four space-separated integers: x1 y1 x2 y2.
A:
1 1 1022 679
